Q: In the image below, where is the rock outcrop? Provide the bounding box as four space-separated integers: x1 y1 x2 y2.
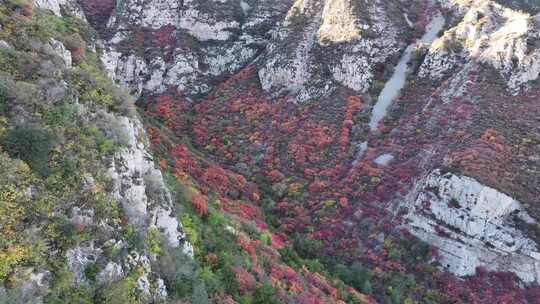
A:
419 0 540 94
98 0 417 102
34 0 65 16
403 169 540 283
259 0 410 102
27 0 540 300
100 0 291 98
108 115 193 256
31 1 194 299
34 0 86 19
49 38 72 67
317 0 361 43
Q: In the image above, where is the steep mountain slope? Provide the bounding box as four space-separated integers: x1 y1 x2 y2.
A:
420 0 540 94
99 0 422 102
2 0 540 303
0 1 374 303
100 0 292 98
0 1 197 302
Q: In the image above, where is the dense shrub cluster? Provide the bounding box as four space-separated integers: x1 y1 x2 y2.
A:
1 124 56 175
0 3 142 303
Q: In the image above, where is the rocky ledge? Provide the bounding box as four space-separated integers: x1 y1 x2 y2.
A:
419 0 540 94
403 169 540 283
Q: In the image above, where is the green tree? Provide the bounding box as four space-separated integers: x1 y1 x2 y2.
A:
1 124 56 175
253 283 282 304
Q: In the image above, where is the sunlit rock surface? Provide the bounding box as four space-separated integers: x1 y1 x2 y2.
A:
34 0 65 16
259 0 408 102
49 38 72 67
101 0 290 98
404 169 540 283
66 242 103 284
420 0 540 94
99 0 415 102
108 116 192 256
34 0 86 19
317 0 361 43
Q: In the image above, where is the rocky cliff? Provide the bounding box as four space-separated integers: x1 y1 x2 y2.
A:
98 0 540 301
1 1 196 302
101 0 292 98
3 0 540 303
98 0 419 102
420 0 540 94
404 169 540 283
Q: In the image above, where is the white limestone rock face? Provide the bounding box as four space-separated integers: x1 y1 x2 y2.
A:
115 0 239 39
49 38 72 67
7 270 50 304
66 242 103 284
100 48 122 80
419 0 540 94
0 40 10 49
418 46 461 80
121 251 168 302
99 114 194 299
317 0 361 43
96 262 124 285
34 0 86 19
108 115 193 256
259 0 405 102
403 169 540 283
332 53 372 92
259 23 319 101
56 113 190 300
110 54 149 97
437 63 475 103
34 0 65 16
102 0 290 98
103 0 412 101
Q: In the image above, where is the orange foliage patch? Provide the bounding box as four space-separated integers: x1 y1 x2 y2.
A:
192 194 208 216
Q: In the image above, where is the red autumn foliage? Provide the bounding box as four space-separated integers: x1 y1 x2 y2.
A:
270 264 299 284
339 197 349 208
154 96 174 121
288 122 335 166
295 293 326 304
308 180 327 193
152 25 176 47
139 36 540 303
70 45 86 62
232 266 256 293
302 268 338 298
192 194 208 216
146 125 161 145
244 102 270 121
271 233 286 249
236 202 260 220
282 265 297 281
338 96 364 154
267 169 285 182
170 144 201 177
237 233 256 256
450 127 513 189
203 165 230 194
150 94 189 132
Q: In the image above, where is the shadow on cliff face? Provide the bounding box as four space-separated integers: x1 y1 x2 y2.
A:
78 0 114 31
